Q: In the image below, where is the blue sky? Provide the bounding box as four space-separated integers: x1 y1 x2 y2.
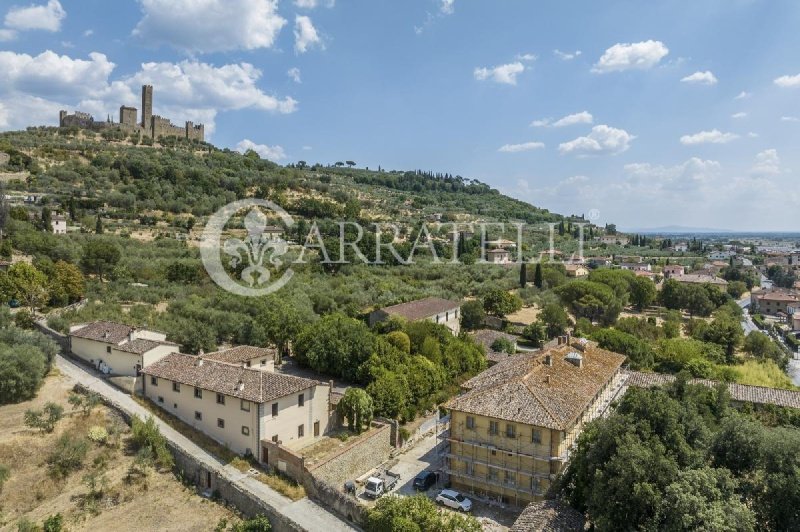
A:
1 0 799 231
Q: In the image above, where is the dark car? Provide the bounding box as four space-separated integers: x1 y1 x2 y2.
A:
413 471 437 491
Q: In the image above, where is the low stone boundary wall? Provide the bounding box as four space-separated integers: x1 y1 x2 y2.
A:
33 319 69 352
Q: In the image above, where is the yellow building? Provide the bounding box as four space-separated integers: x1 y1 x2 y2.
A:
444 339 626 506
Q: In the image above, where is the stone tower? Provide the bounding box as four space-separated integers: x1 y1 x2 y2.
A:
141 85 153 129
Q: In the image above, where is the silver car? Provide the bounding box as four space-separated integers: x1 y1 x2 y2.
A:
435 489 473 512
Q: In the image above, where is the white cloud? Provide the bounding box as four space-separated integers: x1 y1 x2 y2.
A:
681 70 718 85
734 91 751 100
747 132 759 138
294 0 335 8
751 149 782 176
83 29 93 37
302 145 312 150
294 15 323 53
679 129 739 145
731 112 747 119
515 53 537 62
287 67 301 83
498 141 545 153
0 50 297 134
530 112 593 129
235 139 286 161
440 0 455 15
552 111 593 127
558 125 635 156
774 74 800 88
127 60 297 114
0 29 16 41
624 157 721 191
592 40 668 73
474 62 525 85
4 0 65 32
133 0 286 53
554 49 581 61
781 116 799 122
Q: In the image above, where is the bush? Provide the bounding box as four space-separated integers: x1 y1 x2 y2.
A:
47 434 88 478
131 415 174 470
43 513 63 532
0 464 9 492
87 426 109 444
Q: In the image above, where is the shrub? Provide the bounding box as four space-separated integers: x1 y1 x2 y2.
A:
0 344 47 404
47 434 88 478
43 513 63 532
87 426 109 444
131 415 174 470
0 464 9 492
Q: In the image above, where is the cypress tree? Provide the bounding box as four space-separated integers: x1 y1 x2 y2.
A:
520 263 527 288
534 263 543 289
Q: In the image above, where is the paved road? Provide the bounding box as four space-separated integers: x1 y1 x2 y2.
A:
737 297 758 335
55 355 358 532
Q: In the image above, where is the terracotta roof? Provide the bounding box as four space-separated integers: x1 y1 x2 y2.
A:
142 352 320 403
624 370 800 409
672 274 728 286
511 500 585 532
447 342 625 430
471 329 517 351
71 321 133 344
114 338 177 354
756 291 799 303
377 297 460 321
201 345 277 365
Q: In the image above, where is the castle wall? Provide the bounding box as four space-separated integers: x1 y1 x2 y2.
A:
119 106 137 127
58 85 203 142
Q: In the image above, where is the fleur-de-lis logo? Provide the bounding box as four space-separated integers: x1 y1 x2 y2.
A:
222 208 288 287
201 199 295 297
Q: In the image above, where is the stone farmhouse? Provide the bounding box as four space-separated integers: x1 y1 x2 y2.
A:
444 337 626 506
69 320 178 377
142 352 331 458
59 85 204 142
369 296 462 335
50 214 67 234
751 289 800 317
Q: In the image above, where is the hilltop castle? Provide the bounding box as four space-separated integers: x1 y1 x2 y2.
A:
59 85 204 142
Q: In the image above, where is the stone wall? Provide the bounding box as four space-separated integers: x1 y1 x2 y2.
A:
308 421 393 488
170 445 304 532
32 319 69 352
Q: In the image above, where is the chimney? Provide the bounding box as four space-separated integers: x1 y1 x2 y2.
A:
197 358 204 367
544 374 551 384
237 380 245 391
544 354 552 366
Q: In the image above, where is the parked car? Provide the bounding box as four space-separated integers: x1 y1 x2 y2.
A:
435 489 472 512
413 471 437 491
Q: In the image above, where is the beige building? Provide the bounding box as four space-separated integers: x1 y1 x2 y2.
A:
201 345 277 372
564 264 589 278
369 296 461 335
142 352 331 458
485 248 511 264
671 273 728 288
752 289 800 317
69 321 178 376
50 215 67 234
444 339 626 506
661 265 685 279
